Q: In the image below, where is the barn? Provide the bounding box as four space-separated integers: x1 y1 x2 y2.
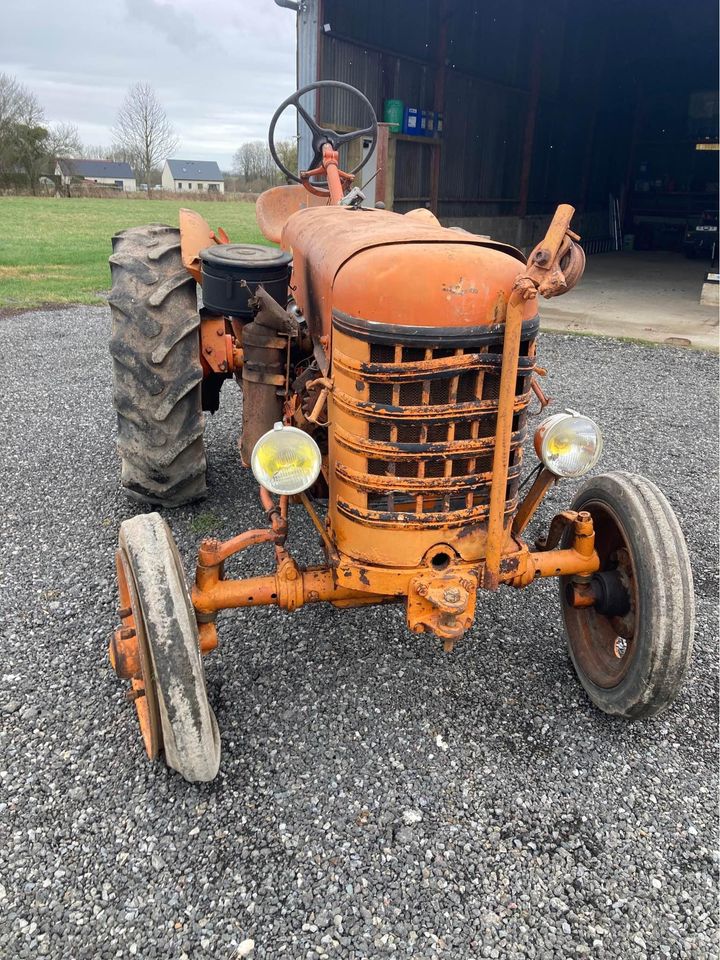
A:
274 0 719 344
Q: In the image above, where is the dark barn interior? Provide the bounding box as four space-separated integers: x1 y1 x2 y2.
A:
295 0 719 259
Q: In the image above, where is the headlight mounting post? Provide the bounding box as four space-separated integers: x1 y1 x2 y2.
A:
482 287 527 590
483 204 581 590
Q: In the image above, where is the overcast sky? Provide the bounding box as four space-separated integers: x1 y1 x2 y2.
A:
1 0 298 170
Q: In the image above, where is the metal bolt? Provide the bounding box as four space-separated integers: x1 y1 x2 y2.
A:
118 606 131 619
118 627 136 641
614 636 628 658
443 587 462 604
416 583 428 597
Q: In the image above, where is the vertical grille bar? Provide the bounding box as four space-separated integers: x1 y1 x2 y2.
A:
416 347 434 513
386 344 403 512
466 349 487 509
443 349 463 511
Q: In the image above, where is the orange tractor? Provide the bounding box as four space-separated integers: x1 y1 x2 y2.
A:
108 82 694 781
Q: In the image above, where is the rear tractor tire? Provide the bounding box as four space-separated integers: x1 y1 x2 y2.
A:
114 513 221 782
109 224 207 507
560 471 694 718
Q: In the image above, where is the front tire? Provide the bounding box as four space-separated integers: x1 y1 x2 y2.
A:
116 513 221 782
560 471 694 718
109 224 207 507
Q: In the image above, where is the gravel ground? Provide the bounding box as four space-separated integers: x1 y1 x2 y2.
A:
0 306 717 960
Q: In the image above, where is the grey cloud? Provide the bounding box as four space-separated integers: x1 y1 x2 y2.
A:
0 0 297 167
123 0 212 52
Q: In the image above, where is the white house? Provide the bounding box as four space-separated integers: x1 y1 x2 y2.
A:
55 159 136 191
162 159 224 193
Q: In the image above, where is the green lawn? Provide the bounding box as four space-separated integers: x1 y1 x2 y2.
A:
0 196 265 310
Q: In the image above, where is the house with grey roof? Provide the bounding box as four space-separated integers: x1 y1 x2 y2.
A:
161 159 224 193
55 159 136 191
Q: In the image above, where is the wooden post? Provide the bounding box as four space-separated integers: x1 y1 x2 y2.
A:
429 0 449 215
385 135 397 210
375 122 390 207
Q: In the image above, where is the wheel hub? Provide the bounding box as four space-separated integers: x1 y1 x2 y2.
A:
111 549 161 760
562 504 638 689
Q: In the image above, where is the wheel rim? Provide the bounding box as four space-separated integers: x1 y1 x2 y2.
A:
562 501 638 689
114 548 162 759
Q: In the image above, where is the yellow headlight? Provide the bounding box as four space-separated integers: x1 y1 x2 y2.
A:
251 423 322 495
534 410 603 478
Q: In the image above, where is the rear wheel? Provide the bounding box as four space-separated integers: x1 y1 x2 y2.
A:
560 472 694 718
113 513 221 782
109 224 207 507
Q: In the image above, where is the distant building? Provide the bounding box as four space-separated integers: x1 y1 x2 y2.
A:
55 159 136 191
161 159 224 193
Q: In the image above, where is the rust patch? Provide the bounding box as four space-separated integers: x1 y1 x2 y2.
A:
442 277 479 296
492 290 508 325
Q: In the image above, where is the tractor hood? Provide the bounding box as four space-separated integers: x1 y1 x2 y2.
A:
280 205 535 346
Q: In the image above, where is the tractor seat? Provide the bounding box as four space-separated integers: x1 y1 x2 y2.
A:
255 184 329 246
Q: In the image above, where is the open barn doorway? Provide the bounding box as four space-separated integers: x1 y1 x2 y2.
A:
286 0 718 345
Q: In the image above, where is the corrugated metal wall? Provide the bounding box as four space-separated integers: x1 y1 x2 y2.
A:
438 71 527 217
316 0 618 220
322 0 439 62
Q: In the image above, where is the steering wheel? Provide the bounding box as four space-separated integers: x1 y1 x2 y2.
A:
268 80 378 188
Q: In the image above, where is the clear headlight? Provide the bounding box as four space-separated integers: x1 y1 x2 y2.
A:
251 422 322 495
534 410 603 478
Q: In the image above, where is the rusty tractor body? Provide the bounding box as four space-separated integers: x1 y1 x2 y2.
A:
108 81 694 781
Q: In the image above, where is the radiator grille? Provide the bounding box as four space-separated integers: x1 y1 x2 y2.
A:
331 319 538 527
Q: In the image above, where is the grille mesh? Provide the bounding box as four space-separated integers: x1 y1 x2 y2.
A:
355 338 534 518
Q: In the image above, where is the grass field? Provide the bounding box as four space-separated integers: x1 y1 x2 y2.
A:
0 196 265 310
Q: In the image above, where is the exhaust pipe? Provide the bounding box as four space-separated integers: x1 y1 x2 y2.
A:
240 288 298 466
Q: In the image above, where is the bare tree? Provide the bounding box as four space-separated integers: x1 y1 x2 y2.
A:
46 122 83 159
275 139 298 181
0 73 47 189
112 82 178 191
232 142 256 180
81 143 111 160
232 139 297 190
81 142 136 164
0 72 44 134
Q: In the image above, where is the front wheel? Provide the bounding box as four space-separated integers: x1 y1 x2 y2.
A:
113 513 221 781
560 472 694 718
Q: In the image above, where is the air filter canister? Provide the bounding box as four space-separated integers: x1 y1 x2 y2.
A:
199 244 292 318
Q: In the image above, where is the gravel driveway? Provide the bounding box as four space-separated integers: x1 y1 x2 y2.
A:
0 306 717 960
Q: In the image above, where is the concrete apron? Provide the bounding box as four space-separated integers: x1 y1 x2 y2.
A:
538 251 719 352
